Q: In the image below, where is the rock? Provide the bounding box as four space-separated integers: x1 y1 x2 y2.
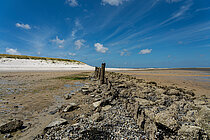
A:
90 113 103 122
45 118 67 130
63 103 78 112
102 105 112 111
0 120 23 133
155 88 166 95
155 110 179 132
134 98 154 106
178 124 207 139
185 90 195 96
166 89 180 96
4 133 12 138
81 89 90 95
117 84 127 88
93 101 102 108
142 87 152 94
49 108 59 115
64 93 72 100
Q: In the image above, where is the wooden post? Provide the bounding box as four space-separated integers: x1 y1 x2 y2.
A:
98 67 101 80
94 67 98 78
100 63 106 84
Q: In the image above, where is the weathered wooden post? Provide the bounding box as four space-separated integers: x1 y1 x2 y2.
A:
98 67 101 80
100 63 106 84
94 67 98 78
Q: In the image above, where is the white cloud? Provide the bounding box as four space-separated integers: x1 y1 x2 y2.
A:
51 36 65 48
15 23 31 30
69 52 76 56
66 0 78 7
71 19 83 38
102 0 129 6
74 39 85 50
58 45 64 48
195 7 210 12
94 43 108 53
138 49 152 54
6 48 21 55
120 49 130 56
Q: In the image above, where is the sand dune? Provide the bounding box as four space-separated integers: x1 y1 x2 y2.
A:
0 58 94 71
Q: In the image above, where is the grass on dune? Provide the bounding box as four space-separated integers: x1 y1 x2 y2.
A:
0 54 83 64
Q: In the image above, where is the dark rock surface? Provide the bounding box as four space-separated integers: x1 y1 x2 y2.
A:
0 120 23 134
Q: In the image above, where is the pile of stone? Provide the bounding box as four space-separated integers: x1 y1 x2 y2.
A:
35 71 209 140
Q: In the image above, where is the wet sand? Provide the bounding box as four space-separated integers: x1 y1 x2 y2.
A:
0 71 91 139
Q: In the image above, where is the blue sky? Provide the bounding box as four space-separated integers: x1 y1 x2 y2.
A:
0 0 210 68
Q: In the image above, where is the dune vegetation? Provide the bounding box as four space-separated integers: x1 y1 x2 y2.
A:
0 54 83 64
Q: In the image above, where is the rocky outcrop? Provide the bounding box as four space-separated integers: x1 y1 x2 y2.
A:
0 120 23 133
35 72 209 140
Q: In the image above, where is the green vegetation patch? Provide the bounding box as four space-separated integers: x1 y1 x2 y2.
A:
56 73 90 80
0 54 84 64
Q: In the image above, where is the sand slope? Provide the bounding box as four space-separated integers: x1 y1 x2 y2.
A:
0 58 94 71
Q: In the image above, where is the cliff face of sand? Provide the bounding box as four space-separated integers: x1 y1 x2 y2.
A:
0 58 94 71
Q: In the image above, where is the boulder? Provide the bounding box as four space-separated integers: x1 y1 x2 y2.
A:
45 118 67 130
63 103 78 112
93 101 102 108
102 105 112 111
178 124 207 139
0 120 23 133
90 113 103 122
134 98 154 106
166 89 180 96
117 84 127 88
155 110 179 132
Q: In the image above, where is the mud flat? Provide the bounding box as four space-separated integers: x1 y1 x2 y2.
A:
0 71 91 139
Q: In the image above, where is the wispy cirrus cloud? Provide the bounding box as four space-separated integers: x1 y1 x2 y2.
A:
138 49 152 54
75 39 85 50
71 19 83 39
166 0 183 3
102 0 129 6
6 48 21 55
16 23 31 30
159 0 193 26
195 7 210 12
51 36 65 48
66 0 78 7
120 49 130 56
69 52 76 56
94 43 108 53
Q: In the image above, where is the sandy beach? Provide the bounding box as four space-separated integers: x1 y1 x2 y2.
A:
0 67 209 139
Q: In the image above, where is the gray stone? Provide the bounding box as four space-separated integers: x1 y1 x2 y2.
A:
178 124 207 139
45 118 67 130
102 105 112 111
166 89 180 96
93 101 102 108
64 93 72 100
63 103 78 112
90 113 103 122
